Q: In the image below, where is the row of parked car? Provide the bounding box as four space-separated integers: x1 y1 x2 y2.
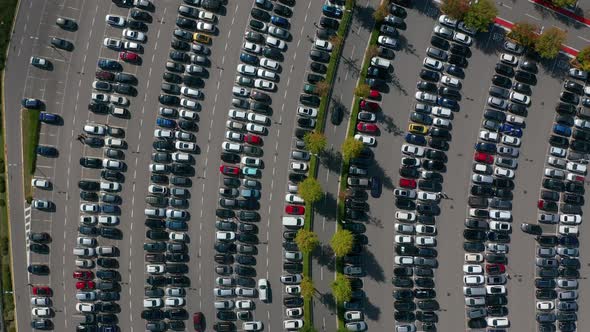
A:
392 14 474 332
214 0 300 330
529 67 590 332
141 1 224 331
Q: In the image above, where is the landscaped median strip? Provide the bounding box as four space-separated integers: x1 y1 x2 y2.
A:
301 0 355 329
21 109 41 203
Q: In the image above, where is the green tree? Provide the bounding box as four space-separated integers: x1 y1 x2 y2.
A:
552 0 576 8
373 2 389 23
330 229 354 257
331 273 352 302
576 46 590 71
507 21 538 48
354 84 370 98
304 132 327 155
295 229 320 254
341 137 364 162
535 27 567 59
300 276 315 300
441 0 470 20
298 177 323 204
463 0 497 32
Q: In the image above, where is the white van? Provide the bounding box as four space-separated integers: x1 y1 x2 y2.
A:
258 279 269 302
371 56 391 69
282 217 304 228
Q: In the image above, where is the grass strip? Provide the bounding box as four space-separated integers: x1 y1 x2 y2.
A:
22 109 40 202
1 1 26 331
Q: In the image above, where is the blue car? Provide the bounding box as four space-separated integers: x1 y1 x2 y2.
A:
437 97 459 111
241 189 261 199
21 98 44 109
166 220 188 231
271 15 289 28
36 145 58 157
405 133 426 146
499 124 522 137
240 52 259 65
370 176 381 198
98 58 122 71
475 142 496 154
553 124 572 137
39 112 59 124
322 5 343 18
156 117 176 128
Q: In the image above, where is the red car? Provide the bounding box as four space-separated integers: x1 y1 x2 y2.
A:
95 70 115 81
244 134 262 145
76 281 96 290
119 51 139 62
73 270 93 280
538 199 558 212
285 205 305 215
569 174 584 183
32 286 52 296
369 89 381 99
399 178 416 189
356 122 378 134
474 152 494 164
219 165 240 176
359 99 379 112
193 312 204 332
486 263 505 275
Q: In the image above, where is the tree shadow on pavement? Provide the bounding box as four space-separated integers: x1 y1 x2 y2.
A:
370 159 395 191
366 214 384 229
353 4 376 31
315 292 337 312
472 27 505 55
363 297 382 321
531 3 586 29
316 192 338 219
397 34 419 58
377 113 405 136
341 55 362 80
320 148 343 174
313 244 336 272
410 0 439 18
388 73 409 97
363 249 385 282
538 53 569 80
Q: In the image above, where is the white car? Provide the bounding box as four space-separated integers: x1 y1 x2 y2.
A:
560 214 582 225
31 297 51 306
254 79 275 91
431 106 452 118
438 15 457 28
498 146 519 158
487 243 509 254
395 211 416 222
76 303 95 313
154 129 173 139
246 123 267 135
544 167 565 179
196 22 215 33
172 152 191 163
259 58 279 71
169 232 188 242
464 253 483 263
180 98 199 110
490 221 511 232
479 130 499 142
453 31 472 45
354 134 376 146
103 159 124 170
214 288 235 297
315 39 333 51
536 301 554 311
415 91 437 103
80 204 99 213
416 224 436 235
76 237 96 247
175 141 197 152
103 38 122 50
441 75 461 88
471 174 493 184
285 285 300 295
266 36 286 50
283 319 304 330
221 141 242 153
344 311 364 322
236 300 254 310
297 107 318 118
557 279 578 289
567 162 587 174
98 216 119 226
229 109 247 121
237 64 257 76
164 297 186 307
122 29 146 42
226 131 243 142
179 109 197 120
423 57 443 71
500 53 518 66
146 264 166 274
247 113 269 125
463 264 483 274
550 146 567 157
105 138 125 148
395 223 414 234
433 117 451 128
494 167 514 179
285 194 304 204
84 123 107 135
417 191 439 202
111 95 129 106
91 92 110 103
290 162 308 171
395 256 414 266
487 317 509 328
180 87 202 99
165 287 186 297
463 275 484 286
286 307 303 318
198 10 217 22
105 14 126 27
502 135 520 147
123 41 141 51
243 321 263 331
559 225 579 236
489 210 511 221
510 91 530 106
32 178 50 189
257 68 277 81
401 144 424 157
243 41 262 54
416 236 436 247
394 235 413 244
32 307 52 317
371 56 391 69
377 35 397 49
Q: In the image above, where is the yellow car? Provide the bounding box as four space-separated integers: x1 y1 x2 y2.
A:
193 33 211 44
408 123 429 134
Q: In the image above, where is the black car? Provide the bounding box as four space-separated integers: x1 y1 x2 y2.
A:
299 94 320 107
565 181 584 194
89 102 110 114
130 9 152 22
428 137 449 150
274 3 293 17
513 82 532 95
320 17 339 29
537 235 558 247
520 60 538 73
429 127 451 140
515 70 537 85
450 43 471 57
394 301 416 311
445 64 464 78
393 267 413 277
310 50 331 63
395 310 416 322
495 63 515 77
420 69 441 82
464 229 486 241
536 289 557 300
430 35 449 50
448 54 467 67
